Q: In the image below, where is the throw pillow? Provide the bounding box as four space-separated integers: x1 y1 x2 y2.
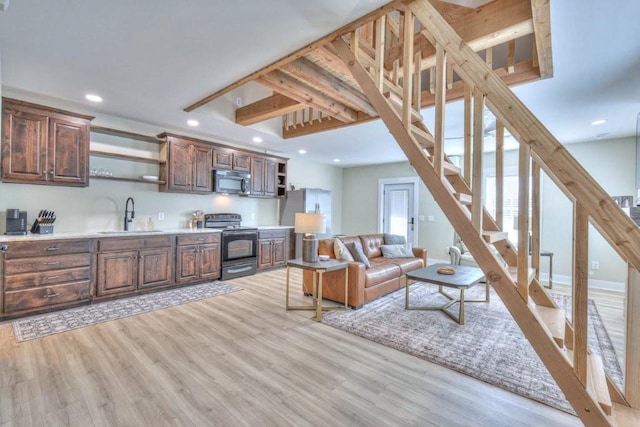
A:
380 244 413 258
334 238 354 262
384 233 406 245
345 242 371 268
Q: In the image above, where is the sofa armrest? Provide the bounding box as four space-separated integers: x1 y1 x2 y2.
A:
448 245 462 265
412 247 428 267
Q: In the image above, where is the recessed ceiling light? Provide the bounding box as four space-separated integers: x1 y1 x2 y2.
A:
591 119 606 126
333 159 341 163
252 137 263 143
187 119 199 127
298 149 307 154
85 94 103 103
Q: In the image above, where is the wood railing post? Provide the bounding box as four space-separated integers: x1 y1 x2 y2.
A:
573 202 589 385
495 120 504 229
433 43 446 176
531 160 541 282
626 264 640 407
401 10 414 128
471 88 484 232
463 85 472 185
517 143 530 300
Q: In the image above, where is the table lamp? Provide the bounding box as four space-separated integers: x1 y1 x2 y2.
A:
295 213 326 263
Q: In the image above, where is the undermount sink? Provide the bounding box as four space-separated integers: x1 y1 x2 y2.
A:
98 230 163 234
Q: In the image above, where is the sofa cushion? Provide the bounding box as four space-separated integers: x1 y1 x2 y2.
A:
359 234 384 259
346 241 371 268
380 244 413 258
389 257 425 275
384 234 406 245
334 238 354 261
365 258 402 287
318 238 336 258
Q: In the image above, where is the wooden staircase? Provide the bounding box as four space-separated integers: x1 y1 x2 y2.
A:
329 1 640 425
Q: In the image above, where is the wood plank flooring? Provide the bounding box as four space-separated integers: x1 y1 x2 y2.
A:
0 268 583 426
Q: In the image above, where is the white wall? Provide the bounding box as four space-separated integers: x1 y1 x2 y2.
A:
0 90 344 234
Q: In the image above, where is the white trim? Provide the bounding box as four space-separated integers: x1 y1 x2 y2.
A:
378 176 419 245
541 273 625 293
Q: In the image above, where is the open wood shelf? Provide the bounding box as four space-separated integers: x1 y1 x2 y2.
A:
90 150 164 164
90 125 162 144
90 176 165 185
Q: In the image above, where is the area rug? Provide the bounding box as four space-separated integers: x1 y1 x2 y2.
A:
322 285 623 415
12 281 242 342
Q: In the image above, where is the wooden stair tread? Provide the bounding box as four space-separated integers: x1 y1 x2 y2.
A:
383 91 423 123
532 304 566 347
481 230 508 243
453 192 472 205
507 266 536 286
587 353 612 415
612 403 640 426
443 162 461 176
562 350 612 416
410 124 434 148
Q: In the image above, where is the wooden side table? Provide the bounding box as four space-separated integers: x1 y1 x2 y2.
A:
285 258 348 321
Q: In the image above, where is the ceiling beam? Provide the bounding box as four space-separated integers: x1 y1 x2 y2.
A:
258 69 358 123
385 0 533 68
235 93 305 126
530 0 553 78
281 57 377 116
306 46 360 89
184 0 413 112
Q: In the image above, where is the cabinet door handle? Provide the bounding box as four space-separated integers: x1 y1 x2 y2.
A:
44 261 60 265
45 246 59 251
43 293 60 298
45 275 60 280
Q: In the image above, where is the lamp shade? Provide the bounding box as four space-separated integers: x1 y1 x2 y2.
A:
294 213 326 234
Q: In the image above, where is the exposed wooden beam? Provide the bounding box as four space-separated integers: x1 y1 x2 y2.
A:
530 0 553 78
386 0 533 69
281 57 376 116
258 69 358 123
307 46 360 89
184 0 412 112
235 93 304 126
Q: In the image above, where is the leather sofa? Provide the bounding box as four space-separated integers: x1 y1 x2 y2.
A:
302 234 427 309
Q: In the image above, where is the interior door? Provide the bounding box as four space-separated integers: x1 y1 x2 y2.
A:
382 183 416 245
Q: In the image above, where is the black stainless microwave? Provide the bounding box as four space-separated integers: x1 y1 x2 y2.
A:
213 169 251 195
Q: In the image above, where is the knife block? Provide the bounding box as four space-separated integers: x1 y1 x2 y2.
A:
31 219 54 234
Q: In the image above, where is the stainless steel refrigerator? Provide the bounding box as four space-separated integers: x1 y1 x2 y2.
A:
280 188 332 258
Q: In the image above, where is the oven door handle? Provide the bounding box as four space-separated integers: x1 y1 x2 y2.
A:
227 265 254 274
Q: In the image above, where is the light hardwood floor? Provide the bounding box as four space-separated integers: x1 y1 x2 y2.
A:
0 268 583 426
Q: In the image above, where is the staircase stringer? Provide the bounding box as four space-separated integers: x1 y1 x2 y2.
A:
332 35 611 426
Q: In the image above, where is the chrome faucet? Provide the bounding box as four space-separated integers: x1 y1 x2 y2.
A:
124 197 135 231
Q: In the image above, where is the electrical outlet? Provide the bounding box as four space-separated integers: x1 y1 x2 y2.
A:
427 215 435 222
235 96 242 107
158 212 165 221
591 261 599 270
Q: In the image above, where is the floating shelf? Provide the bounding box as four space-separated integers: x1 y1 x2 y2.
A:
90 150 163 164
90 125 162 144
90 176 165 185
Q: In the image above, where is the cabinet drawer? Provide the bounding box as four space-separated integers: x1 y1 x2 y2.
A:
4 281 91 313
4 253 91 275
258 229 287 239
98 236 172 251
176 233 220 246
3 239 91 259
4 267 91 291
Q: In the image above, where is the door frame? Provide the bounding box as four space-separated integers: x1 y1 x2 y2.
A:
377 176 419 245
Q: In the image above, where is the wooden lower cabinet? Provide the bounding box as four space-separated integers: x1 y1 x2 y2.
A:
175 234 220 284
1 239 92 316
96 236 173 297
257 229 287 270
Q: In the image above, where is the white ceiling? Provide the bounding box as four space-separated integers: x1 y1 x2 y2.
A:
1 0 639 167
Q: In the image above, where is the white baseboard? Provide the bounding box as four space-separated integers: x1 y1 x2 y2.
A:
540 273 625 293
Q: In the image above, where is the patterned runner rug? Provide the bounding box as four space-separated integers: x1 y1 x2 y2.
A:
322 285 622 415
12 281 241 342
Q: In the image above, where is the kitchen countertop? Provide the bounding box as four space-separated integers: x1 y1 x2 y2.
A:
0 226 293 242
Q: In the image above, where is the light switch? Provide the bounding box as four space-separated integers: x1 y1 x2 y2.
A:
427 215 435 222
419 215 425 221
